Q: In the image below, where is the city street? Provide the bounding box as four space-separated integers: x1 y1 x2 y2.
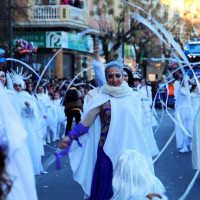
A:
1 1 200 200
36 108 199 200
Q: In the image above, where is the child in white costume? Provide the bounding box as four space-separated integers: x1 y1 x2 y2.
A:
111 150 167 200
53 91 66 140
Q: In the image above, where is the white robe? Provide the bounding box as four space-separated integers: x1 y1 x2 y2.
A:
0 83 38 200
53 99 66 139
139 85 159 157
37 93 58 142
192 94 200 169
175 87 193 148
18 91 43 175
69 89 153 196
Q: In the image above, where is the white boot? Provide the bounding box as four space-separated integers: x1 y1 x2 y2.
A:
179 145 188 153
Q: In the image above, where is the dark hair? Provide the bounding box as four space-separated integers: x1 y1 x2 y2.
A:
0 146 12 199
141 78 148 85
123 66 134 88
64 88 80 102
48 92 54 100
190 84 197 93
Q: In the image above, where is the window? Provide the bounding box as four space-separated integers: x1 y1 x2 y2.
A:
36 0 42 5
49 0 56 4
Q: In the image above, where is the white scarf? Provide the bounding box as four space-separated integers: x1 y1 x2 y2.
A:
101 81 132 97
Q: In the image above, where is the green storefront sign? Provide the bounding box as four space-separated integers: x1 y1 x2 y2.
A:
15 31 94 53
15 32 46 48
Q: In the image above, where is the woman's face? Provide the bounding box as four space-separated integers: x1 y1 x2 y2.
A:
123 70 129 83
54 92 60 100
37 86 44 94
133 79 140 87
141 79 146 86
27 84 33 91
13 83 23 93
0 72 6 86
106 67 123 87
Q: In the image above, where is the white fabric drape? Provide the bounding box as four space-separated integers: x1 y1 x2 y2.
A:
0 83 38 200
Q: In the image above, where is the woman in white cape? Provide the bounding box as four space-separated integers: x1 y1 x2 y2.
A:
59 61 153 200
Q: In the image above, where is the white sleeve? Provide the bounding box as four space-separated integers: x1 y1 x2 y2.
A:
91 58 106 87
148 86 153 106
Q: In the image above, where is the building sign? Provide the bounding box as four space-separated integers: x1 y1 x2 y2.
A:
68 33 93 53
16 31 94 53
46 31 68 49
15 32 46 48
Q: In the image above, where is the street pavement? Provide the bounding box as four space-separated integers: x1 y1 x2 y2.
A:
36 108 200 200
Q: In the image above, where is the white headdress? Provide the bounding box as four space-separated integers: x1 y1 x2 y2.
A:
7 67 31 88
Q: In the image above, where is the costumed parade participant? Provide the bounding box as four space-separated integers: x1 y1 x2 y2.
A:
139 78 159 157
36 85 58 144
175 77 193 153
0 82 38 200
57 61 153 200
0 49 21 114
8 68 44 175
123 65 134 88
83 40 105 107
191 84 200 169
52 91 66 140
111 150 167 200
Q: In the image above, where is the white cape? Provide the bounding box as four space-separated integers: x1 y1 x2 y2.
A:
69 90 153 196
0 83 38 200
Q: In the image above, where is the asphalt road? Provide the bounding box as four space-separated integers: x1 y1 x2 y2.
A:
36 108 200 200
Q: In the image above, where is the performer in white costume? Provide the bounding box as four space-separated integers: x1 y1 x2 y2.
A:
191 84 200 169
175 79 193 153
8 68 44 175
36 85 58 143
53 91 66 140
58 61 153 200
0 82 38 200
0 69 21 115
139 78 159 157
111 150 167 200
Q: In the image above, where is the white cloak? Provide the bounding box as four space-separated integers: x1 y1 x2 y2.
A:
69 90 153 196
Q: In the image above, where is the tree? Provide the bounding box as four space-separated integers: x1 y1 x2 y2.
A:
91 0 199 75
0 0 29 52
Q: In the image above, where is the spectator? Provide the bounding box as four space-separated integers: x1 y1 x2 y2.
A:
60 0 69 5
74 0 82 8
63 86 82 135
167 81 175 107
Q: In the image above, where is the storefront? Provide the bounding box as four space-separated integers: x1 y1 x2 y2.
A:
15 31 95 80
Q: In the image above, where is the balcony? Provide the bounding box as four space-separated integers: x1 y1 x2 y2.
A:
30 5 88 27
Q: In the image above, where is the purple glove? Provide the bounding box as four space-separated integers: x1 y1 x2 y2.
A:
54 122 89 169
68 123 89 147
